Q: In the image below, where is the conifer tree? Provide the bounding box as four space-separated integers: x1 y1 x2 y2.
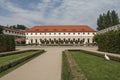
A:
97 10 120 30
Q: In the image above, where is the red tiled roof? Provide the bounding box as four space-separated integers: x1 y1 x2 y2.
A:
26 25 96 32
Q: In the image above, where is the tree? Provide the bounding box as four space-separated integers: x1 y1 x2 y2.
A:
0 26 3 34
97 10 120 31
10 24 27 30
16 24 27 30
106 10 112 27
111 10 120 26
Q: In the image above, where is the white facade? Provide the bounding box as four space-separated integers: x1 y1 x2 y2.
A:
97 24 120 34
2 27 25 44
3 29 25 37
25 32 96 45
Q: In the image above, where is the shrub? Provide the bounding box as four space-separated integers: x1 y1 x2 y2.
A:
94 29 120 54
0 34 15 52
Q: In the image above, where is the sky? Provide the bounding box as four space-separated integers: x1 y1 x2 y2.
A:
0 0 120 29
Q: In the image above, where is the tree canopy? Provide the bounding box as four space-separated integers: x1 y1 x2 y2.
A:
10 24 27 30
97 10 120 30
0 25 4 34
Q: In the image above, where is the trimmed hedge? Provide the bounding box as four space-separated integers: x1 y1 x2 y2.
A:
0 50 45 73
62 50 87 80
0 50 39 57
68 49 120 62
0 34 15 52
94 29 120 54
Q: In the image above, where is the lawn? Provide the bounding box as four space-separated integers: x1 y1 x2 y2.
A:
0 51 35 66
64 50 120 80
62 53 70 80
0 50 44 77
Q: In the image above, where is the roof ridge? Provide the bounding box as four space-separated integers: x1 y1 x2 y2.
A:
26 25 96 32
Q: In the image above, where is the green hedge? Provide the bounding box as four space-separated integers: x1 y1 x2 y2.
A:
0 50 39 57
0 34 15 52
68 49 120 62
0 50 45 73
94 30 120 54
62 50 87 80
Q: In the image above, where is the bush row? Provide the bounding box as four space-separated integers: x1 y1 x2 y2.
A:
94 29 120 54
0 50 45 73
0 50 39 57
62 50 87 80
62 51 70 80
0 34 15 52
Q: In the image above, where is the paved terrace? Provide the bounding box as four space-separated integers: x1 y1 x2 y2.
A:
0 46 120 80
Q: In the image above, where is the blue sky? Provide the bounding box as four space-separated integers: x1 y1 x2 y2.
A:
0 0 120 29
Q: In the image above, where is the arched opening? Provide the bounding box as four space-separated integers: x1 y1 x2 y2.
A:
87 38 90 43
35 39 38 45
30 39 33 46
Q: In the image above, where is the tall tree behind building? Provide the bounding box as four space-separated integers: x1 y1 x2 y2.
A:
97 10 120 30
10 24 27 30
0 25 3 34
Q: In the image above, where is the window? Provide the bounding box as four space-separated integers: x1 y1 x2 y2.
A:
64 33 65 35
59 33 61 35
31 33 33 35
35 33 37 35
49 33 51 35
40 33 41 35
88 32 89 35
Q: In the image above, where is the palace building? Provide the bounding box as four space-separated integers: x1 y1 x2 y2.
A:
25 25 96 45
1 25 25 45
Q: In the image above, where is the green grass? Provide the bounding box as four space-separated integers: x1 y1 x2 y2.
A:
62 53 70 80
69 51 120 80
0 51 35 66
0 50 44 77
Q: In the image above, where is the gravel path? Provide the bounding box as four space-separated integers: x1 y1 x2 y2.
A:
0 47 64 80
1 46 119 80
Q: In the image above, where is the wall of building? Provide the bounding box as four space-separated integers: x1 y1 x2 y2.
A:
3 30 25 36
97 24 120 34
26 32 96 45
3 29 25 45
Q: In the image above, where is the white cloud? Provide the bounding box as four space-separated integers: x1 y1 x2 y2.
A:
0 0 120 29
